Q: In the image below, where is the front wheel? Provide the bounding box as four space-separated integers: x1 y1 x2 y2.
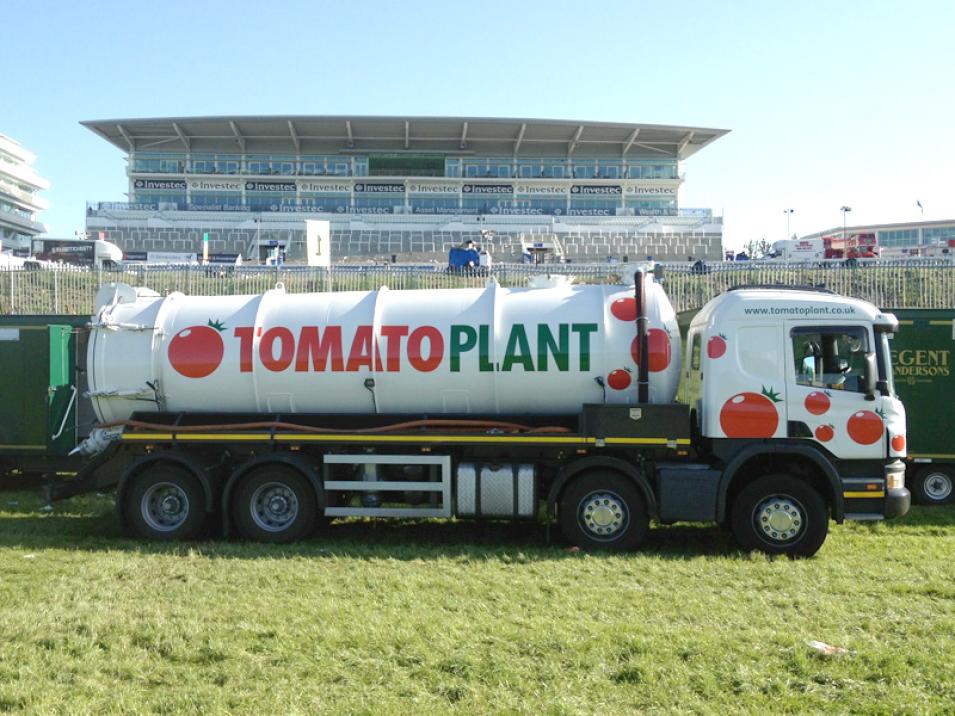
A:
558 472 649 551
912 466 954 505
731 475 828 557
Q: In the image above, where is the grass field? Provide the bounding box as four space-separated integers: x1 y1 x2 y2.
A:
0 490 953 714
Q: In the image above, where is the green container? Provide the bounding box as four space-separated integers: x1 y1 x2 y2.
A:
0 316 84 457
888 309 955 460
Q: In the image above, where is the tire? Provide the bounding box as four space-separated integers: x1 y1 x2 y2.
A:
912 466 954 505
123 464 207 541
558 472 649 551
731 474 828 557
232 465 317 543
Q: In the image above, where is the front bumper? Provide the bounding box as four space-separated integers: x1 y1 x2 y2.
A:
885 487 911 519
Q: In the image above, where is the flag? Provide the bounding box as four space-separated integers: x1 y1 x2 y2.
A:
917 200 924 213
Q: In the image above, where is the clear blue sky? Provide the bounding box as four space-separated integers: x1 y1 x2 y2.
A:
5 0 954 249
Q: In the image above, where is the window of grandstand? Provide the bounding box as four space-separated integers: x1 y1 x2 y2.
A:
445 158 461 177
462 159 513 178
369 155 445 177
878 229 919 247
190 154 241 174
923 226 955 244
246 155 297 176
134 191 186 209
131 153 186 173
187 192 243 211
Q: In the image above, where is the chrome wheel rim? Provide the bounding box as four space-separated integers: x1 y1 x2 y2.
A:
250 482 299 532
578 490 629 541
142 482 190 532
754 494 805 543
924 472 953 501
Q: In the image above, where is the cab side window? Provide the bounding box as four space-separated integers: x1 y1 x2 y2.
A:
791 326 869 393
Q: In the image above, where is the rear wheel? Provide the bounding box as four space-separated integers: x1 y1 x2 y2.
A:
558 472 648 551
912 466 954 505
233 465 317 543
731 474 828 557
124 464 206 541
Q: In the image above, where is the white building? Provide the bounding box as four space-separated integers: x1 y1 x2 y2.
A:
0 134 49 249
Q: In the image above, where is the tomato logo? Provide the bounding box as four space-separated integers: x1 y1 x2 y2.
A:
814 424 834 442
891 434 906 452
607 369 632 390
804 391 831 416
846 410 884 445
719 387 782 438
707 334 727 359
610 297 636 322
630 328 672 372
168 320 226 378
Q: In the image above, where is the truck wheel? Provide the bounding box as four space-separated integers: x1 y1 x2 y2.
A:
913 466 954 505
233 466 316 543
124 464 206 541
558 472 648 551
731 475 828 557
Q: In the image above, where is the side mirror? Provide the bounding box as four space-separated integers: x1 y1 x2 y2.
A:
863 352 877 400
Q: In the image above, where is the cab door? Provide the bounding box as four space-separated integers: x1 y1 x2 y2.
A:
786 323 885 460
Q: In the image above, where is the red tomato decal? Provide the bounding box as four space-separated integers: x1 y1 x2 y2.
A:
719 388 781 438
630 329 672 372
168 322 225 378
607 369 632 390
891 435 906 452
707 334 727 359
804 391 830 416
610 297 636 322
815 424 834 442
846 410 883 445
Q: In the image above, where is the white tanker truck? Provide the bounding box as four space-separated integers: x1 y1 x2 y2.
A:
0 271 910 556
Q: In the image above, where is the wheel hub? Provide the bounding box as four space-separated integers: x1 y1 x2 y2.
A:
756 496 804 543
251 482 299 532
141 482 190 532
579 491 628 540
925 473 953 501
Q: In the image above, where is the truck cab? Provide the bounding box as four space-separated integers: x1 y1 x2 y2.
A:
682 287 908 551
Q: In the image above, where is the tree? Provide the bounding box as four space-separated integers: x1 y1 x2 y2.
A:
743 238 774 259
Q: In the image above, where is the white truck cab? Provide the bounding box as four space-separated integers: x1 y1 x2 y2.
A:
682 286 907 541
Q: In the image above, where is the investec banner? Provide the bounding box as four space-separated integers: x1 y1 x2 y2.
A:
407 182 459 194
187 179 244 192
515 183 566 195
134 179 187 191
354 183 405 193
245 181 296 192
570 185 622 196
625 184 678 196
298 181 351 193
463 184 513 194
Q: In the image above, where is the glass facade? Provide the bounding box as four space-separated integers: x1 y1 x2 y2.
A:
126 149 682 217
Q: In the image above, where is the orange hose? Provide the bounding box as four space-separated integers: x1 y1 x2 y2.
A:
99 417 572 435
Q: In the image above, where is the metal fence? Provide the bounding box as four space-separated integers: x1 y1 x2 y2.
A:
1 261 953 315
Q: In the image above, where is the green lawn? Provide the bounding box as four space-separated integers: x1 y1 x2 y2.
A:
0 490 952 714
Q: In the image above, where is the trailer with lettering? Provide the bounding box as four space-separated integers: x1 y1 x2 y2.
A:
889 308 955 504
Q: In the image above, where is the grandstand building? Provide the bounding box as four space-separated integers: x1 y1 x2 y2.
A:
0 133 49 249
82 116 728 263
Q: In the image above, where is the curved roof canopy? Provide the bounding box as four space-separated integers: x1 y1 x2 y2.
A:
82 116 728 160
